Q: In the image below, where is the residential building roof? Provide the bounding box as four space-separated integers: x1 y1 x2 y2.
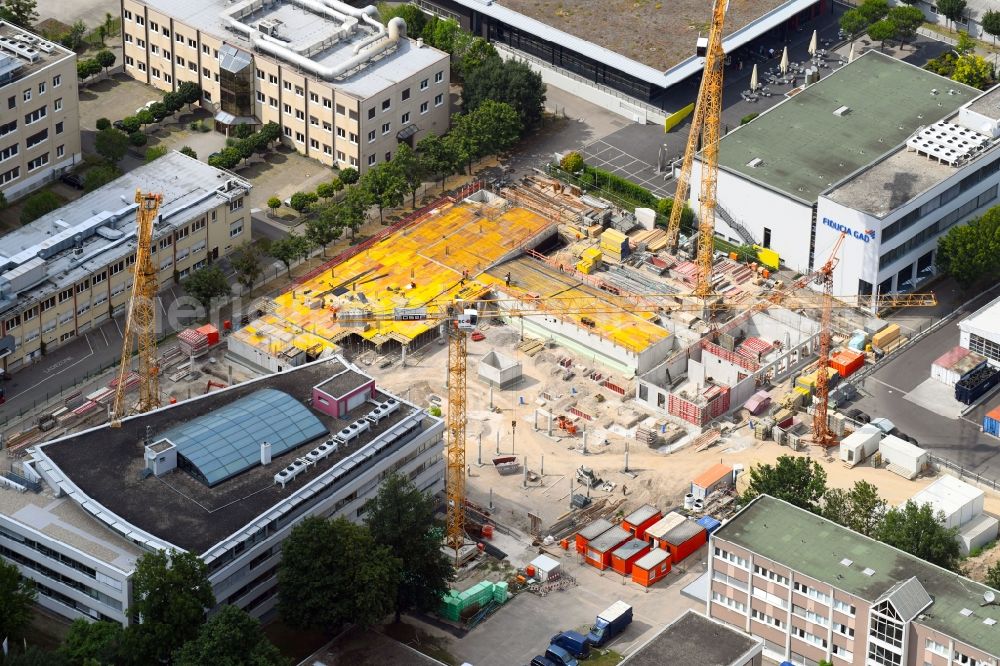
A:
713 51 977 205
878 577 933 622
621 609 761 666
0 21 75 86
716 495 1000 657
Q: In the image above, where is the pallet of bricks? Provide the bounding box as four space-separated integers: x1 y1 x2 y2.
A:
439 581 508 623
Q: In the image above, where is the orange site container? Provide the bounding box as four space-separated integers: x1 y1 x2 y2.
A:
610 539 650 576
830 349 864 379
632 548 671 587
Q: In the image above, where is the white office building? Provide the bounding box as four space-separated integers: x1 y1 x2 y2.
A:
691 51 1000 297
0 356 444 623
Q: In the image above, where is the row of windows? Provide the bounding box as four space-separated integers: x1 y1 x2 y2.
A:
830 644 852 662
0 543 121 611
793 581 830 604
754 564 789 585
712 569 748 591
868 643 901 666
878 185 998 270
870 615 903 648
883 156 1000 242
792 626 827 649
712 590 746 613
714 546 748 569
792 604 828 628
751 608 785 629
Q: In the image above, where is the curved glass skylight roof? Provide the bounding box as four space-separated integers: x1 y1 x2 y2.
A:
158 388 328 486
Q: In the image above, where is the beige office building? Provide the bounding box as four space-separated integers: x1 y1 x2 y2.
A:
709 495 1000 666
120 0 451 172
0 151 251 373
0 21 81 201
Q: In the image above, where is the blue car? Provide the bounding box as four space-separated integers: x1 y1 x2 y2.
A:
545 644 579 666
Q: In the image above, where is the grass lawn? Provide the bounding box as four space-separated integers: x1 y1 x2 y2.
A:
588 648 624 665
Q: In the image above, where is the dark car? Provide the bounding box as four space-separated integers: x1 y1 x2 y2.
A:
529 657 557 666
112 119 126 130
847 408 870 424
60 172 84 189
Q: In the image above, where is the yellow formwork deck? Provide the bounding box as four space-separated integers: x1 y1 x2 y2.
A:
483 256 669 353
243 201 556 355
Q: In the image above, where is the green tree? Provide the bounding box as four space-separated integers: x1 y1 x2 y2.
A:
417 133 457 190
163 91 185 115
936 0 967 28
148 101 169 123
341 186 372 238
259 121 282 146
83 164 120 192
61 20 87 51
1 646 67 666
289 191 313 214
858 0 889 23
364 474 454 623
305 206 344 256
879 501 960 570
888 6 924 47
144 145 167 162
444 123 474 176
128 131 147 147
179 146 197 159
936 206 1000 287
270 235 310 276
822 480 887 537
472 100 522 159
953 54 994 89
267 196 282 216
655 197 695 230
463 58 545 129
839 9 870 44
131 550 215 663
76 58 101 81
135 108 155 128
339 166 359 186
60 619 126 666
316 181 336 199
3 0 38 28
392 143 426 208
118 116 141 134
95 117 111 131
956 30 977 55
423 16 460 53
0 558 36 645
360 162 406 224
278 516 400 631
95 49 116 75
233 123 254 140
867 18 897 50
230 242 263 291
377 2 427 35
741 455 827 511
20 190 62 225
177 81 202 111
454 36 499 79
987 560 1000 590
983 9 1000 45
560 151 584 173
183 265 231 310
174 605 287 666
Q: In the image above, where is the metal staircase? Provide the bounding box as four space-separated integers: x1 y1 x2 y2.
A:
715 204 756 246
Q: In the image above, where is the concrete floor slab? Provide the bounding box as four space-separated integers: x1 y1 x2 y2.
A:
904 378 963 420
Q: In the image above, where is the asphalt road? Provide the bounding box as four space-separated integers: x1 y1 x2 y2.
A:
853 285 1000 480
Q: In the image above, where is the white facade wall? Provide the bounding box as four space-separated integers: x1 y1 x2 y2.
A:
690 158 813 271
0 514 132 624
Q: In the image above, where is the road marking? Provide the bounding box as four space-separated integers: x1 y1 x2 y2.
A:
15 335 93 398
867 376 908 395
99 327 108 347
114 316 122 338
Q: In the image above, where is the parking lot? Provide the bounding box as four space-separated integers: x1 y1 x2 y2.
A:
853 284 1000 480
408 547 704 666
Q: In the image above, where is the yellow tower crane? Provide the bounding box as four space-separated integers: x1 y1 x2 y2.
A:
110 190 163 428
665 0 731 297
343 287 935 563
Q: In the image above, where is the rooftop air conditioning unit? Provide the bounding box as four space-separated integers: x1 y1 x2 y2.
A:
833 106 851 117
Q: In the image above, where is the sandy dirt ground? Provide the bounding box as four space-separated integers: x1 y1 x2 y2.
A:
371 321 998 542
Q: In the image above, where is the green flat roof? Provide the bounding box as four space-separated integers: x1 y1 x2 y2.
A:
715 51 978 204
718 495 1000 657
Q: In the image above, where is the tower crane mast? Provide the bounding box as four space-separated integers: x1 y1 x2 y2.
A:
812 231 847 448
665 0 731 299
110 190 162 428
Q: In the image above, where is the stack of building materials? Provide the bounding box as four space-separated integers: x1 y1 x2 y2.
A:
933 346 987 387
839 424 882 467
909 476 999 555
691 464 734 500
178 324 220 358
576 247 602 274
439 581 508 622
956 365 1000 405
668 383 731 427
743 390 771 415
600 228 630 262
610 538 651 575
669 260 699 286
621 505 663 540
871 323 901 351
631 548 670 587
830 349 865 379
631 228 669 252
736 337 774 362
795 367 839 395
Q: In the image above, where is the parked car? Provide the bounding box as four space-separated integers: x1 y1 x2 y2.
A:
112 119 126 130
59 172 84 189
544 645 579 666
847 408 870 424
529 657 557 666
550 631 591 659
